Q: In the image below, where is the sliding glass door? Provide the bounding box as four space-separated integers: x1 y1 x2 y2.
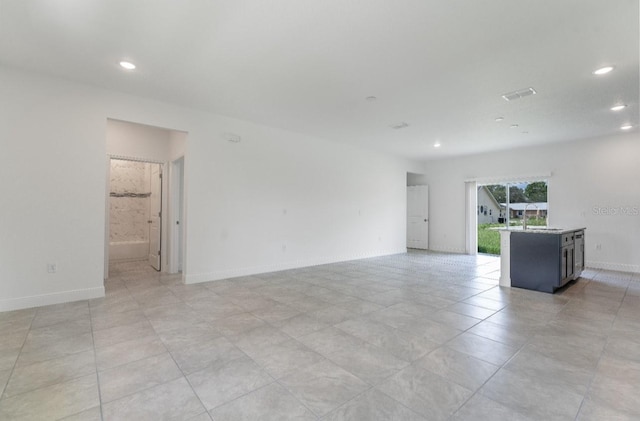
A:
477 180 548 254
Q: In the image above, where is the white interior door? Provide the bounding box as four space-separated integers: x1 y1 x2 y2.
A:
407 185 429 249
149 164 162 270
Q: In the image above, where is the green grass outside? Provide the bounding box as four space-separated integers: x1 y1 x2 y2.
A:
478 217 547 255
478 224 502 255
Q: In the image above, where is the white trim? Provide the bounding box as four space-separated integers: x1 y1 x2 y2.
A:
0 287 105 312
184 249 407 284
168 157 185 274
466 172 552 184
104 155 111 279
586 261 640 274
465 181 477 254
108 154 165 164
427 245 467 254
499 230 512 287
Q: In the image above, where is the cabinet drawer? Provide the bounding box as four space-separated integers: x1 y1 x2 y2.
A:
562 233 574 245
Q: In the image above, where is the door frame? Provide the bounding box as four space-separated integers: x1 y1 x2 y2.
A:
104 155 167 279
168 156 185 275
148 162 163 271
466 174 552 256
406 184 429 250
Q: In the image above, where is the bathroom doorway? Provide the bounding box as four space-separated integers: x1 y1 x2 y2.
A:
103 118 187 280
108 158 163 270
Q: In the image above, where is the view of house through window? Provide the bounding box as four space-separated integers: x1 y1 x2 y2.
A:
477 180 548 254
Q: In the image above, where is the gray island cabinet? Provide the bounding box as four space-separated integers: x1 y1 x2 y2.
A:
510 228 585 293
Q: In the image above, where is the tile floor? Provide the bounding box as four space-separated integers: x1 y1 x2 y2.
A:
0 251 639 420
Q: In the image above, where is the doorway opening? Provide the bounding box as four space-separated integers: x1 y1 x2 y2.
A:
103 118 187 280
407 172 429 250
477 180 548 255
107 158 163 271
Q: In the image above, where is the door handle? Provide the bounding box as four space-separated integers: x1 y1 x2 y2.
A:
424 219 428 222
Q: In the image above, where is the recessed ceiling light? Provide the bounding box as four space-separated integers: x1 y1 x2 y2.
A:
119 61 136 70
620 124 633 130
433 142 441 148
593 66 614 75
610 104 627 111
510 124 519 129
495 117 504 122
365 96 377 102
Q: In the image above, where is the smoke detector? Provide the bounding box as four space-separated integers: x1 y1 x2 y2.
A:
502 87 537 101
223 133 241 143
389 122 409 130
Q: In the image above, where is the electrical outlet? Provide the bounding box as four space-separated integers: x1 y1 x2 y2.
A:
47 263 57 273
282 244 287 252
595 244 602 251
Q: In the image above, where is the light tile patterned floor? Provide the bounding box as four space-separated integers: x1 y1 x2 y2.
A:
1 251 639 420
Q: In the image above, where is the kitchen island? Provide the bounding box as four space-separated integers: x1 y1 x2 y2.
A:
499 227 585 293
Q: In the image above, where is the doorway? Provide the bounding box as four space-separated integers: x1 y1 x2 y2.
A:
104 118 187 280
107 158 163 271
476 180 548 255
407 172 429 250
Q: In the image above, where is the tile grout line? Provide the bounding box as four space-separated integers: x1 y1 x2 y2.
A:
0 308 37 402
139 288 213 419
88 301 106 421
5 257 636 419
443 275 587 419
572 271 628 420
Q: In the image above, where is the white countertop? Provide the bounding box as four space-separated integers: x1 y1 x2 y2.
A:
498 227 586 234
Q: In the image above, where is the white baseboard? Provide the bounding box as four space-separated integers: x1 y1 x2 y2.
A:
586 260 640 274
185 249 406 284
428 245 467 254
0 286 105 312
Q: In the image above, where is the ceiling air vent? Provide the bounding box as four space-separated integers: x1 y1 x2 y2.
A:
223 132 241 143
502 87 537 101
389 122 409 129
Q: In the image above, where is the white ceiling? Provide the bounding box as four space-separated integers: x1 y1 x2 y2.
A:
1 0 638 160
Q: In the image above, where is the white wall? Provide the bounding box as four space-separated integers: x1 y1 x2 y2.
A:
407 172 428 186
169 131 188 162
0 66 421 311
422 133 640 272
107 119 171 161
109 160 151 244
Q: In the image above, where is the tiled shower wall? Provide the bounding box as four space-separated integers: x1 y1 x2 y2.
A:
109 159 150 243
